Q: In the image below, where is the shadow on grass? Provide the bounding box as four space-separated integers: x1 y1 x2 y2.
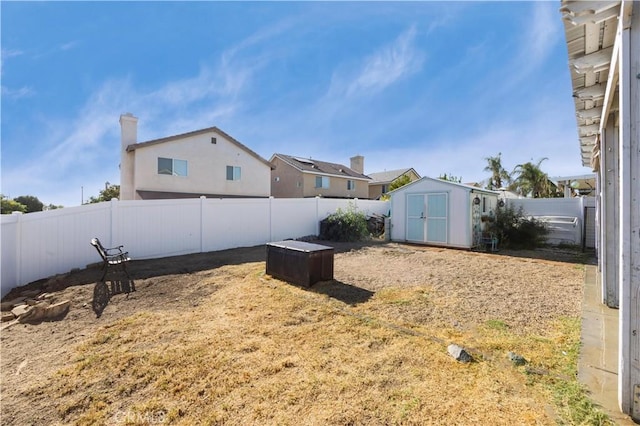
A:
491 247 597 265
4 245 268 302
92 279 136 318
310 279 374 306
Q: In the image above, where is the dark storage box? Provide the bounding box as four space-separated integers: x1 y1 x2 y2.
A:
266 241 334 287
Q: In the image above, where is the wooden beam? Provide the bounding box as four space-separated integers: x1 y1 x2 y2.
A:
580 124 600 137
577 106 604 120
602 117 619 308
617 2 639 418
563 6 620 26
572 46 614 73
560 0 620 18
598 35 620 135
574 83 606 100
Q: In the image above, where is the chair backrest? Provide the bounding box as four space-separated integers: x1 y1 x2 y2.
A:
90 238 107 261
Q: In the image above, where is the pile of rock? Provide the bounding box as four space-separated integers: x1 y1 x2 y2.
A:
1 289 70 324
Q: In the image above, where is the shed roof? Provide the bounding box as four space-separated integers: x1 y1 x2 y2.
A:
126 126 274 169
388 176 500 196
271 153 371 180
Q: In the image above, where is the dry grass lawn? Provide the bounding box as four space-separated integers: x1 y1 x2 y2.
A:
0 241 606 425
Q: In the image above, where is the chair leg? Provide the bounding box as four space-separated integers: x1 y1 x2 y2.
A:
122 262 131 279
121 263 135 293
100 265 108 282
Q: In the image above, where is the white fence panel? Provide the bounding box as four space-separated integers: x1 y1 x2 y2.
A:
317 198 345 218
115 199 202 259
1 197 390 297
506 197 589 245
1 215 19 287
354 199 391 216
203 198 271 252
17 203 111 287
270 198 318 241
507 198 583 218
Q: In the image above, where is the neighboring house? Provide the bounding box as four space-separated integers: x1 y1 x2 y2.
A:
270 154 370 199
119 114 273 200
388 176 499 249
368 168 421 200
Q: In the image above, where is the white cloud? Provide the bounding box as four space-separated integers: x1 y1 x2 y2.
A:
1 85 35 99
361 98 589 186
1 48 23 59
59 41 79 51
328 25 424 99
527 2 560 66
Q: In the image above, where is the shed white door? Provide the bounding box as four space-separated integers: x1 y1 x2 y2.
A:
407 194 425 241
406 193 448 244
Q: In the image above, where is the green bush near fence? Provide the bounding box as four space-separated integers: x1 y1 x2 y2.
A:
489 206 548 249
319 207 369 242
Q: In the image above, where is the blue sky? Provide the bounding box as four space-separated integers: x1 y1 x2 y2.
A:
1 1 591 207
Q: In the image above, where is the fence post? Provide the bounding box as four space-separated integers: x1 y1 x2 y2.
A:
200 196 206 253
110 198 118 247
12 211 23 288
315 196 320 236
268 196 274 242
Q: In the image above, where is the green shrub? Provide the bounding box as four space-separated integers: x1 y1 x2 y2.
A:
489 206 548 249
320 206 370 242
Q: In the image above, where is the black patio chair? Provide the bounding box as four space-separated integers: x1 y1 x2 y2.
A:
90 237 132 282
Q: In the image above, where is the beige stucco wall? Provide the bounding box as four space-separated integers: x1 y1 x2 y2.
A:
369 184 385 200
271 157 369 198
270 157 304 198
131 130 271 198
368 170 421 199
301 173 369 199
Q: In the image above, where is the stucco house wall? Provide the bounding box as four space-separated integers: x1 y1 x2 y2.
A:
270 154 370 199
120 114 272 200
368 168 421 200
270 156 304 198
300 173 368 199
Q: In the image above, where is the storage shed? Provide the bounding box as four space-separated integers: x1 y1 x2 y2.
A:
389 177 500 249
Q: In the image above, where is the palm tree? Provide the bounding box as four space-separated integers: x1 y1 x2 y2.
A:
483 153 511 190
511 158 556 198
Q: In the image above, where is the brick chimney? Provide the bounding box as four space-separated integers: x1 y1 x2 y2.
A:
350 155 364 175
119 113 138 200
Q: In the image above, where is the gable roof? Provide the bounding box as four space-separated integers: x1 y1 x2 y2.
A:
126 126 273 169
389 176 500 196
368 168 420 184
271 153 371 180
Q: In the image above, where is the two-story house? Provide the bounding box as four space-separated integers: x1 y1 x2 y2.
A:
368 168 421 199
270 154 371 199
119 114 273 200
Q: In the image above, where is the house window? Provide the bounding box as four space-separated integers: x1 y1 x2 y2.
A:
381 184 388 194
315 176 329 189
226 166 241 181
158 157 187 176
347 180 355 190
482 196 487 213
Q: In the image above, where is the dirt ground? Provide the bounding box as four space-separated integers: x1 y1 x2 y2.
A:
0 240 590 424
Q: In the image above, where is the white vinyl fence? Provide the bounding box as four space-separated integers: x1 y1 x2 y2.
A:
506 197 595 246
1 197 389 297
